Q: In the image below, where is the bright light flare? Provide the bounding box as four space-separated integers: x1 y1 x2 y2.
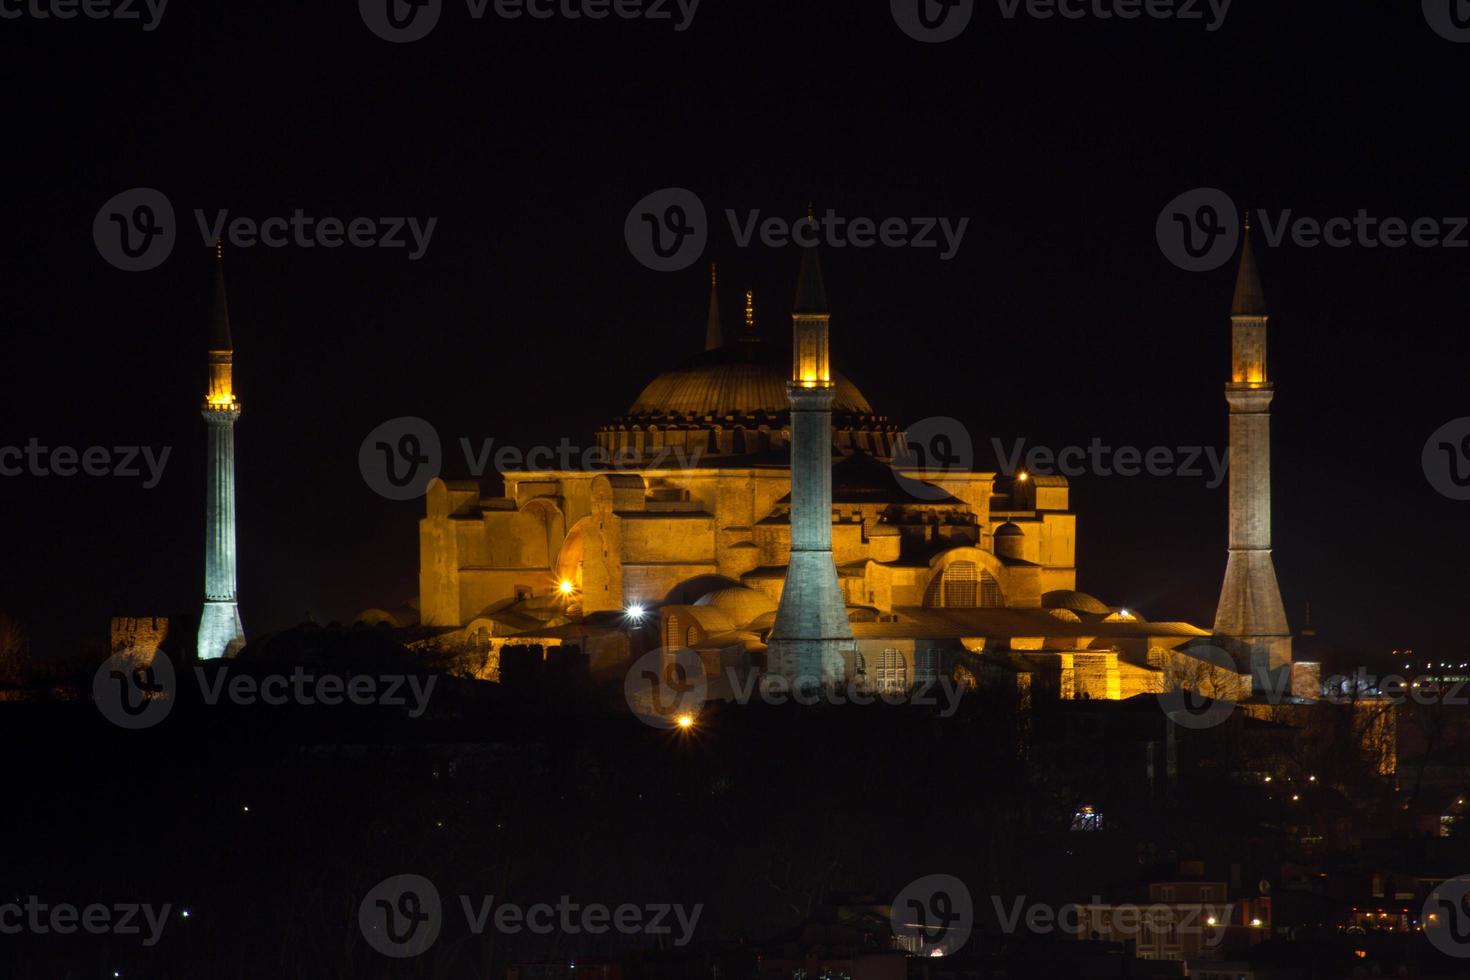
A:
625 603 646 621
558 579 575 596
675 713 695 730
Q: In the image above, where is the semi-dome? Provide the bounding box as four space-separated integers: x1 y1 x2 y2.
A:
626 339 873 418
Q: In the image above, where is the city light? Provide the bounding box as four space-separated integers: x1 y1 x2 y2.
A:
625 603 646 621
558 579 575 596
675 713 695 730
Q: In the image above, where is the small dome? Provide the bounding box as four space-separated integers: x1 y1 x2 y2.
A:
1041 590 1112 616
694 586 776 627
994 522 1023 537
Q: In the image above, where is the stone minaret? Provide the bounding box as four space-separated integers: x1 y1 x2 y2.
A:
766 238 854 690
1214 216 1290 682
197 243 246 660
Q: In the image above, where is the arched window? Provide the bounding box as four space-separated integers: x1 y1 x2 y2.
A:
686 626 699 647
943 561 978 608
664 614 681 651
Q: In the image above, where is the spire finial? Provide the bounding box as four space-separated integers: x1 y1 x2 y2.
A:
807 201 814 220
1243 209 1251 233
744 289 754 331
704 262 722 351
1231 214 1266 317
215 237 223 261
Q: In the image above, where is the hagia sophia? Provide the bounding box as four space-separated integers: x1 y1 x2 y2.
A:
354 226 1319 705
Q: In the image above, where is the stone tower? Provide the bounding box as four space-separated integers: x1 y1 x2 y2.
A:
766 238 855 690
1213 216 1291 683
197 243 246 660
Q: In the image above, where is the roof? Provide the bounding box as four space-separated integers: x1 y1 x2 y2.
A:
793 238 828 315
623 338 873 419
1232 217 1267 317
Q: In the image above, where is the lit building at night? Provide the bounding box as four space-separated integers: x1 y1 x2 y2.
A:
398 242 1295 702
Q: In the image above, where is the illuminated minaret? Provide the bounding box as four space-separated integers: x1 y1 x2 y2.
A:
1214 215 1290 682
766 231 855 690
197 243 245 660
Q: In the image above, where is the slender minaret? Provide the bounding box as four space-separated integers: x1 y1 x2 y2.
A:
1214 215 1290 683
704 263 722 350
766 231 855 690
197 243 246 660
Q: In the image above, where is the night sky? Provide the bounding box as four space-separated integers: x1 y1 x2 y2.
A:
3 2 1467 667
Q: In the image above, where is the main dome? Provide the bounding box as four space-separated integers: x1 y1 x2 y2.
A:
626 338 874 418
597 336 902 463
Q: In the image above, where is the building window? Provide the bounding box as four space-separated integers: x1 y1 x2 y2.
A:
877 648 907 692
980 571 1003 608
665 614 681 651
942 561 978 608
686 626 699 647
914 647 938 684
1070 805 1104 831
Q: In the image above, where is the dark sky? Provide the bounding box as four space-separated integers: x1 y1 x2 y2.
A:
2 2 1466 666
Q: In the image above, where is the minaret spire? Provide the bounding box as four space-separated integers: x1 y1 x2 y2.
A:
704 263 722 351
766 231 855 692
198 244 246 660
1214 216 1291 686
